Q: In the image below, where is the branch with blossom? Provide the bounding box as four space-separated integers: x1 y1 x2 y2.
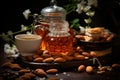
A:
64 0 98 30
0 9 36 55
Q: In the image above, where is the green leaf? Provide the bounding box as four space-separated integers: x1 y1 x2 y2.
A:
70 18 80 29
71 18 79 24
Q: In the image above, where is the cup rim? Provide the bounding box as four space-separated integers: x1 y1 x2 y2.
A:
15 34 42 41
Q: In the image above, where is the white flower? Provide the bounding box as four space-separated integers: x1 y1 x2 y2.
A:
23 9 31 20
9 49 16 54
87 0 98 7
12 45 18 52
83 5 91 12
26 31 32 34
76 3 84 14
86 11 95 17
7 30 13 35
79 26 85 33
4 43 11 54
4 43 18 55
21 24 27 31
76 0 86 14
4 43 10 49
84 18 92 24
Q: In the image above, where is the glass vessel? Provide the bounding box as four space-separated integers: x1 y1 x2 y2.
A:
34 0 73 54
45 20 73 54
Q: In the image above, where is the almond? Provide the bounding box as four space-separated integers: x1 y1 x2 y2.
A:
106 34 114 41
90 51 97 58
43 57 54 63
62 55 74 61
75 35 85 40
82 52 91 57
21 72 36 79
19 69 31 74
42 50 51 58
1 62 12 68
112 64 120 70
33 57 43 62
34 69 47 76
74 55 85 60
33 54 40 59
9 63 22 70
46 69 58 74
74 52 80 57
25 55 33 61
36 49 43 55
54 57 66 63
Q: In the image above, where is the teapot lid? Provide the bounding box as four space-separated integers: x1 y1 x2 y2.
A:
41 0 66 20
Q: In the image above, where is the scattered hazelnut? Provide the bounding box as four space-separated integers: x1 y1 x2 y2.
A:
78 65 86 72
86 66 93 73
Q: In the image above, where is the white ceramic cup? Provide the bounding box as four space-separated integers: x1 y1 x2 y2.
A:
15 34 42 56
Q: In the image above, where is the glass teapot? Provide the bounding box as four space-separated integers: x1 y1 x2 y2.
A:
44 19 73 54
34 0 74 54
41 0 66 21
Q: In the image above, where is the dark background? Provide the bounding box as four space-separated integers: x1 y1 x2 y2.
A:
0 0 120 47
0 0 68 33
1 0 120 33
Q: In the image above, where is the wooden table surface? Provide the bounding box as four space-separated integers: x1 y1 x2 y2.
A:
0 37 120 80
